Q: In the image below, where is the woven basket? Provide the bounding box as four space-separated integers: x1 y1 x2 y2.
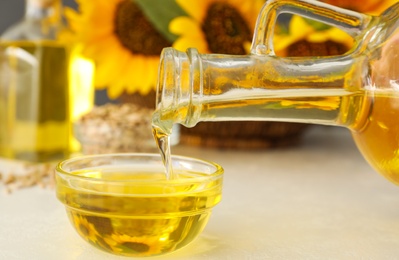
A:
121 90 157 109
180 121 308 149
121 91 309 149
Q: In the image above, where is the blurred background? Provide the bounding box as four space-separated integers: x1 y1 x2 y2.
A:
0 0 77 34
0 0 112 105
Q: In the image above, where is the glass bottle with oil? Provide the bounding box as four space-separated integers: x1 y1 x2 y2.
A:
0 0 94 162
153 0 399 185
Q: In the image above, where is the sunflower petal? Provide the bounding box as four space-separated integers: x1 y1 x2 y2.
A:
326 28 354 46
169 17 203 37
147 58 161 88
173 37 208 53
134 57 152 92
307 28 353 48
289 16 315 38
175 0 209 21
125 56 146 94
95 47 130 87
274 16 316 52
107 82 125 99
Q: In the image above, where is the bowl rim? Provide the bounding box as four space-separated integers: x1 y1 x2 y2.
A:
55 153 224 184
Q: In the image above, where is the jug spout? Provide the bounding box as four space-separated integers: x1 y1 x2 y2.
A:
155 46 368 134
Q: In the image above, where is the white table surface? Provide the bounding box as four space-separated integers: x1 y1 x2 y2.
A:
2 126 399 260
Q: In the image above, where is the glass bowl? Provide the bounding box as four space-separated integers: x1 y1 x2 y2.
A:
55 153 223 257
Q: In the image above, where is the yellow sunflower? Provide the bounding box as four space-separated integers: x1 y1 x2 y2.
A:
273 15 354 57
320 0 399 15
69 213 100 243
170 0 264 55
274 0 399 57
65 0 172 99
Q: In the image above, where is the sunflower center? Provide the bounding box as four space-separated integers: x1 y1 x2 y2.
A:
122 242 150 252
78 223 90 237
202 3 252 55
287 40 348 57
86 216 113 235
321 0 363 12
114 0 171 55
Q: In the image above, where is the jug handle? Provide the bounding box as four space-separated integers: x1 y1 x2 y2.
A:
251 0 372 55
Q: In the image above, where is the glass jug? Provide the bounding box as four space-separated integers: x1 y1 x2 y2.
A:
153 0 399 184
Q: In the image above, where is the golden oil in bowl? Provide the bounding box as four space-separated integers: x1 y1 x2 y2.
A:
55 153 223 257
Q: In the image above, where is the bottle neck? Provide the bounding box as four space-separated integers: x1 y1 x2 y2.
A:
155 48 368 133
25 0 61 21
0 0 63 40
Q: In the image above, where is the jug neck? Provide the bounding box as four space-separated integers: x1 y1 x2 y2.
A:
155 48 368 134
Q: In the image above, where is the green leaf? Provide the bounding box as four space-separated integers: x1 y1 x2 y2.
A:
263 102 291 109
303 17 331 31
134 0 188 43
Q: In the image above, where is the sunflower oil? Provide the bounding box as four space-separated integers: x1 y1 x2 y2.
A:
152 88 368 176
351 91 399 185
0 40 94 162
56 169 222 257
152 125 175 180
